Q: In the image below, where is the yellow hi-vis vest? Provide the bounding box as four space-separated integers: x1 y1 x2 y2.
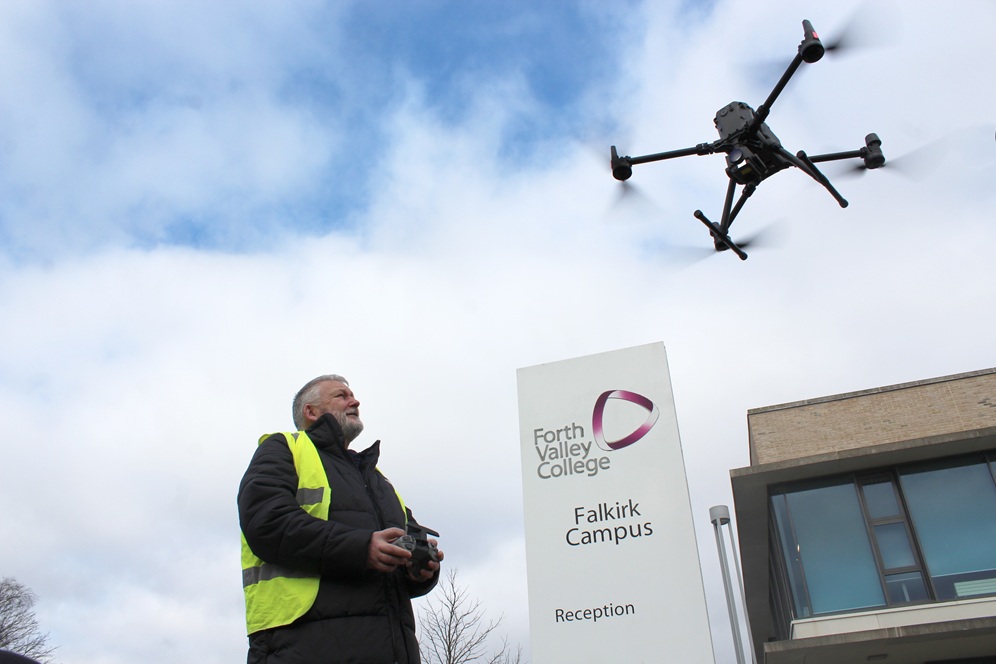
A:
240 431 408 635
241 431 330 635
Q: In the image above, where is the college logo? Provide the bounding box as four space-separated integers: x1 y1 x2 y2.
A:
592 390 659 452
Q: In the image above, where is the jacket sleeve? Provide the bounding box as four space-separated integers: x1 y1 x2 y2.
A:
403 507 441 598
238 435 371 579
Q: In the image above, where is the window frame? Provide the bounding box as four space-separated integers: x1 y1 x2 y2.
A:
855 472 933 606
768 450 996 639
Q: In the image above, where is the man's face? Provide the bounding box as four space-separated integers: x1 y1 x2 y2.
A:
309 380 364 445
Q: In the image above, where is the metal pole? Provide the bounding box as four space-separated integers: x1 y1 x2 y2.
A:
725 513 757 664
711 505 746 664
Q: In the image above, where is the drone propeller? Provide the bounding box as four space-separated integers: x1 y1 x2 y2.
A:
822 20 870 56
838 127 989 180
746 9 891 95
823 1 897 56
610 179 659 220
732 221 786 250
712 220 787 257
840 152 923 178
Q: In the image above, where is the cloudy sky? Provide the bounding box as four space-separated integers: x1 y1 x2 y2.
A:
1 1 994 662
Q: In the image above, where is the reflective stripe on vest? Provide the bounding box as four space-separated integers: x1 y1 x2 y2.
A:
241 431 330 635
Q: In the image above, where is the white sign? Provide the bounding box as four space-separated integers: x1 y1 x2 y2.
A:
517 342 715 663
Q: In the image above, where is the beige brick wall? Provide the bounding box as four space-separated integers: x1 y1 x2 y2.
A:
748 369 996 465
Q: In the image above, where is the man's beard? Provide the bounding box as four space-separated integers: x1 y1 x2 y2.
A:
334 411 364 444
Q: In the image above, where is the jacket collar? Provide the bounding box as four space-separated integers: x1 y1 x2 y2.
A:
306 413 346 451
306 413 381 464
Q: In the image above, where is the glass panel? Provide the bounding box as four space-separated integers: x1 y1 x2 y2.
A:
873 522 915 570
771 493 811 619
862 480 901 519
900 458 996 600
781 480 886 614
885 572 929 604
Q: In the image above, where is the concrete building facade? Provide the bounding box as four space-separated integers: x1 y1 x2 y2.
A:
731 368 996 663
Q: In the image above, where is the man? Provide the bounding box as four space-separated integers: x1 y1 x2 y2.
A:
239 374 442 663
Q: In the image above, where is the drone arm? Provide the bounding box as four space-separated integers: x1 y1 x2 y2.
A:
748 20 825 135
628 142 716 165
807 134 885 170
611 142 717 181
748 52 805 134
806 149 863 163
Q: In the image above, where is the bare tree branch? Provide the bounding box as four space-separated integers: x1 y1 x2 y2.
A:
417 569 524 664
0 578 56 663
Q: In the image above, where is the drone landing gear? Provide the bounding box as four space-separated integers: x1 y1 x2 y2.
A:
693 178 757 260
694 210 748 260
791 149 848 208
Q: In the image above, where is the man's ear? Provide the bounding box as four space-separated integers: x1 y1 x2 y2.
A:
302 402 320 425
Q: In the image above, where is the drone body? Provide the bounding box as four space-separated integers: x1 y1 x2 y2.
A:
610 20 885 260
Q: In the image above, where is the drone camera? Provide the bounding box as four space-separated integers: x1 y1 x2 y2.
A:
862 133 885 169
726 146 766 186
800 19 825 63
610 146 633 181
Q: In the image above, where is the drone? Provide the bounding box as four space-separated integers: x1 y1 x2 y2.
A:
610 19 885 260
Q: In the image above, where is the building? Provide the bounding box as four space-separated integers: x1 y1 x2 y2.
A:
731 368 996 663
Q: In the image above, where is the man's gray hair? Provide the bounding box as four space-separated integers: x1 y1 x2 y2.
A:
292 374 349 430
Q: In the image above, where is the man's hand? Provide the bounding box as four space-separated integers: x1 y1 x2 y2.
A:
408 539 444 582
367 527 411 573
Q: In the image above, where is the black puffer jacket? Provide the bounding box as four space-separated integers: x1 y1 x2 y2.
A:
239 414 438 664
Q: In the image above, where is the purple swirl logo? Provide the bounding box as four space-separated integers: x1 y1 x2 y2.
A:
592 390 659 451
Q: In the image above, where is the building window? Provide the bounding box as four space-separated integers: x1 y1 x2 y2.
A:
899 457 996 600
771 478 885 617
770 452 996 621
